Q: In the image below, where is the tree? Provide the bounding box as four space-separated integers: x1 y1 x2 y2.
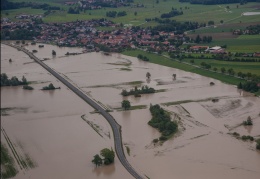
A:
221 67 226 73
92 154 103 167
121 100 131 110
52 50 56 56
213 67 218 72
100 148 115 165
22 76 27 84
146 72 151 79
134 11 137 16
208 20 214 26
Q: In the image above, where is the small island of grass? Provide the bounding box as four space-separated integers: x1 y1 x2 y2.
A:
42 83 60 90
121 85 155 97
148 104 178 142
23 85 34 90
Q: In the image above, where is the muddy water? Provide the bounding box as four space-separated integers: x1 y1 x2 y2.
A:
2 43 260 179
1 44 132 179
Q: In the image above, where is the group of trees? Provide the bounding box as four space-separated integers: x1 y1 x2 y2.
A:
161 9 183 18
92 148 115 167
148 104 178 141
194 35 213 43
137 54 149 61
237 81 259 93
68 7 80 14
121 100 131 110
1 0 60 11
121 86 155 97
1 73 28 86
106 11 127 18
1 29 39 40
152 19 205 34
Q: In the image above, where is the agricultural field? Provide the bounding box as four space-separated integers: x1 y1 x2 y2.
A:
2 0 260 26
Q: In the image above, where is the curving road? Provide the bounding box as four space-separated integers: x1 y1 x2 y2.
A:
3 42 143 179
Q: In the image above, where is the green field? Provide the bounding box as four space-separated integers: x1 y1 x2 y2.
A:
3 0 260 26
199 35 260 52
122 49 246 85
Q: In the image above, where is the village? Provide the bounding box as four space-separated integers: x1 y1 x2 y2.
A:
1 17 260 59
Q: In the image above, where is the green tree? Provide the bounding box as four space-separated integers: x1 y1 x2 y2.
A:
122 100 131 110
100 148 115 165
146 72 151 79
92 154 103 167
52 50 56 56
221 67 226 73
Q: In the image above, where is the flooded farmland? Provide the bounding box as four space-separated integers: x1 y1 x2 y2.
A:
1 43 260 179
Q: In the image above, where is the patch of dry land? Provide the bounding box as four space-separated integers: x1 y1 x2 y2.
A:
1 43 260 179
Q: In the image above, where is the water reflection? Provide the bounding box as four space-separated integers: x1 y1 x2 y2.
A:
92 163 115 177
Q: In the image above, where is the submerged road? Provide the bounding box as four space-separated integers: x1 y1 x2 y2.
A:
3 42 143 179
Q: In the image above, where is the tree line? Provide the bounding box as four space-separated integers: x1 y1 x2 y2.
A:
106 11 127 18
1 73 28 86
121 86 155 97
161 9 183 18
137 54 149 61
1 0 60 11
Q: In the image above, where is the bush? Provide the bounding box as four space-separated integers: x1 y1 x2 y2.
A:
153 138 159 143
159 136 167 141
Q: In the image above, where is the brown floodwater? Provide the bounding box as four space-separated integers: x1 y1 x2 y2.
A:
1 43 260 179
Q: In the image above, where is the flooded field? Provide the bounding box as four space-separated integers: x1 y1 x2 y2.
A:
1 43 260 179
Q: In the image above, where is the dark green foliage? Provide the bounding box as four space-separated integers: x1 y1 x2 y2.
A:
161 10 183 18
1 28 40 40
100 148 115 165
1 143 18 179
232 132 240 137
137 54 149 61
121 100 131 110
52 50 56 56
106 11 117 18
148 104 178 140
241 135 254 141
243 116 253 126
117 11 127 17
153 138 159 143
237 81 259 93
23 85 34 90
256 139 260 150
92 154 102 167
121 86 155 96
42 83 59 90
1 73 28 86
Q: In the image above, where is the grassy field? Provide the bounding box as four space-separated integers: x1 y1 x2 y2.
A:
199 35 260 52
122 49 245 85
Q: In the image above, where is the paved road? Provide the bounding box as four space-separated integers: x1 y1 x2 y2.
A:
3 43 143 179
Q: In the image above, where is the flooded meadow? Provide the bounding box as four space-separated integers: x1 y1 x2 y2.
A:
1 43 260 179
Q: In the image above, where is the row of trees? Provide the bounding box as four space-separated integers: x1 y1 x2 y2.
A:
161 10 183 18
1 29 40 40
148 104 178 140
194 35 213 43
121 86 155 97
106 11 127 18
1 73 28 86
1 0 60 10
137 54 149 61
237 81 259 93
92 148 115 167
